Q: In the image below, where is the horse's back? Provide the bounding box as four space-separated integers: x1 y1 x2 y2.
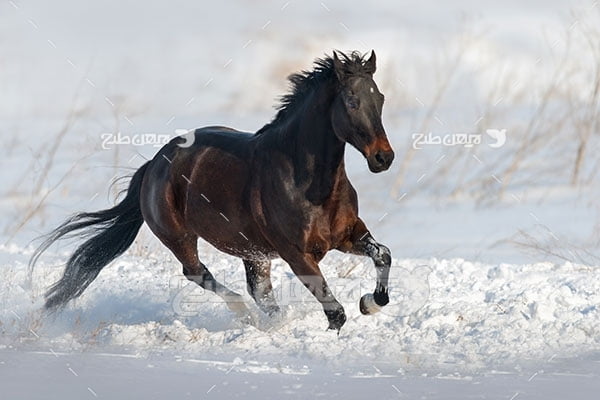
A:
186 126 256 159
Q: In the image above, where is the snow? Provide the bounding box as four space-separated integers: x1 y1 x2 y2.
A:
2 245 600 397
2 0 600 398
2 350 600 399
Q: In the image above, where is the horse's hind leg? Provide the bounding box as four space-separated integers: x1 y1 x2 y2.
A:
243 259 279 316
167 237 249 317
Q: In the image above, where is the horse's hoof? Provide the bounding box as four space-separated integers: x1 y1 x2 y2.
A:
225 295 251 317
359 293 382 315
325 307 347 332
263 304 281 317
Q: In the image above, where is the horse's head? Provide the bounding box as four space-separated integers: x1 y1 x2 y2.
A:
330 50 394 173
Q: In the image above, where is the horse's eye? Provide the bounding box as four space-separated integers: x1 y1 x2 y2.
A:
347 96 360 110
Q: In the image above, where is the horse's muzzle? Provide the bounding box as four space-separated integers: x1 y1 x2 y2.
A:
367 149 394 173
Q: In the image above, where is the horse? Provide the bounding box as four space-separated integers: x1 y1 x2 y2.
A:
31 50 395 331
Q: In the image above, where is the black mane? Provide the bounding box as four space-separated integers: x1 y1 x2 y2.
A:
256 51 370 135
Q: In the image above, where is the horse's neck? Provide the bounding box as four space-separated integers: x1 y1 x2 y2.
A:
284 89 346 204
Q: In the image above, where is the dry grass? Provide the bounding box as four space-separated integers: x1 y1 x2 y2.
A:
389 11 600 203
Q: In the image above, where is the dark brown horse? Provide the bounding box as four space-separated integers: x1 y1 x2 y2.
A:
31 50 394 331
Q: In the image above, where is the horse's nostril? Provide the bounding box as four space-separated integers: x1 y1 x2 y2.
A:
369 149 393 172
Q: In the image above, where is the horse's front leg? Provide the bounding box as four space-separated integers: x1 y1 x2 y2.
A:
280 251 346 331
339 219 391 315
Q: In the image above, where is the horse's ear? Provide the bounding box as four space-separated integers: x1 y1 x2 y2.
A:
364 50 376 74
332 51 346 82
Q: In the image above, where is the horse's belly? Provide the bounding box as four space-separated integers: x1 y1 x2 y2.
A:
200 233 278 260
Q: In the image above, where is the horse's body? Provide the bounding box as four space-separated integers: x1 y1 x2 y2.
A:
145 125 359 261
32 51 395 331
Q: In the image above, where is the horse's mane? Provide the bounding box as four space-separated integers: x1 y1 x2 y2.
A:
256 51 369 135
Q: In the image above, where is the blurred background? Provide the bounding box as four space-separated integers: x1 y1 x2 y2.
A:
2 0 599 264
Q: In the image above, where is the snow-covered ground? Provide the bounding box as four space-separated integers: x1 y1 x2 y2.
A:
2 0 600 398
2 245 600 398
2 350 600 399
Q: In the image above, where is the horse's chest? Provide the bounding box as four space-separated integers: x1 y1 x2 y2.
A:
302 202 357 255
256 158 358 256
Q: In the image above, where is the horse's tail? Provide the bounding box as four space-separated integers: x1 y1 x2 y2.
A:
30 162 150 311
